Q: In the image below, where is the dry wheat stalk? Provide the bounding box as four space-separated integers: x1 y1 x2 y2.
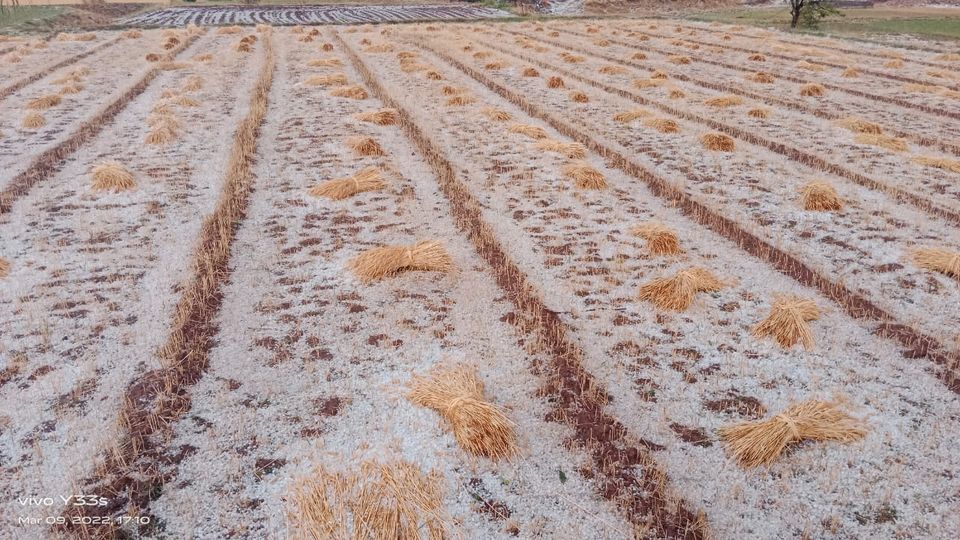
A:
21 112 45 129
569 91 589 103
795 60 824 71
911 156 960 174
748 71 775 83
346 136 384 157
307 58 342 67
409 363 517 459
834 117 882 135
855 133 907 152
26 94 61 110
534 139 587 159
799 181 843 211
747 107 770 119
309 166 386 200
632 223 682 256
598 65 627 75
700 132 735 152
522 67 540 77
645 118 679 133
634 78 666 89
704 95 743 107
547 76 565 89
912 248 960 280
350 240 454 282
562 162 607 189
305 73 348 87
481 107 512 121
800 83 825 97
446 95 475 106
638 267 723 311
330 86 368 99
719 400 867 468
752 295 820 349
355 109 398 125
90 161 136 192
288 460 448 540
613 109 650 123
508 123 548 140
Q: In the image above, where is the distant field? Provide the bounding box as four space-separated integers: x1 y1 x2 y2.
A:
692 6 960 42
2 15 960 540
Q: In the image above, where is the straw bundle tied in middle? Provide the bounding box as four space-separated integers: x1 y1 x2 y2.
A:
349 240 454 282
309 166 386 200
719 400 867 468
752 295 820 350
639 267 723 311
409 364 517 460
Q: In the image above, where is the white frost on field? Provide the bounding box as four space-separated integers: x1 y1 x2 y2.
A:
146 30 631 540
0 31 262 539
350 24 960 539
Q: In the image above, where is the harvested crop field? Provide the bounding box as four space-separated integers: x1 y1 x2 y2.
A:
1 16 958 540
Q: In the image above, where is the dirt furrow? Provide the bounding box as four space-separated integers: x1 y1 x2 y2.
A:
0 31 203 215
410 37 960 394
335 30 710 540
505 27 960 157
58 31 275 539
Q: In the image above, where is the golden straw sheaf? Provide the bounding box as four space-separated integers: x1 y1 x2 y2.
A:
613 109 650 123
481 107 511 122
634 112 677 131
562 162 607 189
752 295 820 350
912 248 960 280
287 460 449 540
355 108 398 126
704 95 743 108
305 73 348 87
22 112 45 129
638 267 723 311
409 364 517 460
799 181 843 211
855 133 907 152
0 257 10 278
699 132 735 152
534 139 587 159
631 222 682 256
309 166 386 200
910 156 960 174
349 240 454 282
346 136 384 157
27 94 62 110
508 123 548 140
90 161 136 192
834 116 882 135
719 400 867 468
330 85 368 100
